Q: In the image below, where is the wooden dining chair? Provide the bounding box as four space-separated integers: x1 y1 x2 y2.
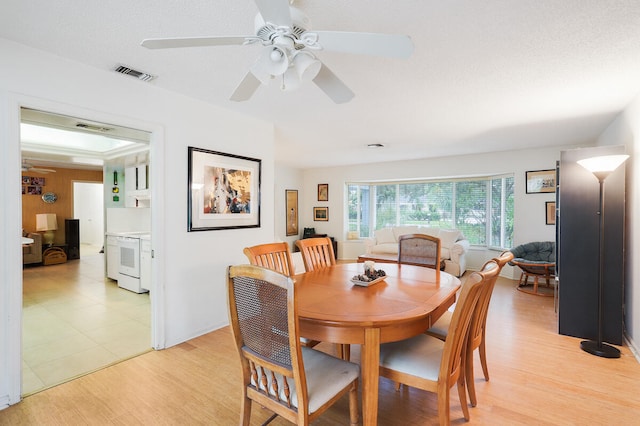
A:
293 237 352 360
243 242 296 277
243 242 320 348
227 265 360 426
398 234 441 280
425 251 513 407
295 237 336 272
379 266 498 425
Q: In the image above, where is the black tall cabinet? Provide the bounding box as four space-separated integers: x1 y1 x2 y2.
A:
557 146 626 345
65 218 80 260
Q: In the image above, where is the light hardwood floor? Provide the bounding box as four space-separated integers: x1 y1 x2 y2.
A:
2 274 640 425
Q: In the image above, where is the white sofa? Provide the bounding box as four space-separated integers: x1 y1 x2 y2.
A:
363 226 470 277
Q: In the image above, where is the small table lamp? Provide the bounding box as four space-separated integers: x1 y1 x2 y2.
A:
36 213 58 245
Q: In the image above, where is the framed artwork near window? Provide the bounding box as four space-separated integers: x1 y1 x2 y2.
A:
285 189 298 236
314 206 328 221
546 201 556 225
187 146 261 231
526 169 556 194
318 183 328 201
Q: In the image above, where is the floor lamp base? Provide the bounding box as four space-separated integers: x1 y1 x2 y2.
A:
580 340 621 358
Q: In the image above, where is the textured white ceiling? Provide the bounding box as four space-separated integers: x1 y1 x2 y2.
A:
3 0 640 168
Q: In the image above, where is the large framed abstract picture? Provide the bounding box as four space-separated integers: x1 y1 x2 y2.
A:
188 146 261 231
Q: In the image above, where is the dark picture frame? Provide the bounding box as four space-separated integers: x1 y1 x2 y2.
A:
526 169 556 194
285 189 298 236
314 206 328 221
546 201 556 225
187 146 261 231
318 183 329 201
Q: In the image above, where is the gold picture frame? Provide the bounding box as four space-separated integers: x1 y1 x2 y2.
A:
317 183 328 201
313 206 328 221
546 201 556 225
285 189 298 236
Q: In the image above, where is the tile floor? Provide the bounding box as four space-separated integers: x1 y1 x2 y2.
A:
21 244 151 396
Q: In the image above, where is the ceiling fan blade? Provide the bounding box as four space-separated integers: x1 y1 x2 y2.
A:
141 36 251 49
254 0 292 26
313 64 355 104
230 72 263 102
313 31 414 59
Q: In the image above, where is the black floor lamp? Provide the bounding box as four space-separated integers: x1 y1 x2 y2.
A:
576 154 629 359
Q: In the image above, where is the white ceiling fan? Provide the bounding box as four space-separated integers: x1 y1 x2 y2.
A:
22 160 56 174
141 0 414 104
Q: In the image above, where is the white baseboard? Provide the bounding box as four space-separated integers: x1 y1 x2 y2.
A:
625 334 640 363
0 394 10 411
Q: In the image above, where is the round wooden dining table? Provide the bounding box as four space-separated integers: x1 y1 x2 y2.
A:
294 262 461 426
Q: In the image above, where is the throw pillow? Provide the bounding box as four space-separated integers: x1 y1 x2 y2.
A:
374 227 396 244
392 225 419 241
416 227 440 238
439 229 462 249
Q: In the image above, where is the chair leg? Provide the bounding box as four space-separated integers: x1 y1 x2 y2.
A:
457 372 471 421
465 346 478 407
240 394 252 426
348 382 359 426
479 337 490 381
335 343 351 361
437 384 451 426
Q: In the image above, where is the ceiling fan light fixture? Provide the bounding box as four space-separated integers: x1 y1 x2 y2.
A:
293 51 321 82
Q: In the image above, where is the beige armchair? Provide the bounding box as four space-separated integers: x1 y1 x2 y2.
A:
23 232 43 265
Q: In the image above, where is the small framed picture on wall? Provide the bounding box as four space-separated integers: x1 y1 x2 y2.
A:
546 201 556 225
314 206 328 221
285 189 298 236
318 183 328 201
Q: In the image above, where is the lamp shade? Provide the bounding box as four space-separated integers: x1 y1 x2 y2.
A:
36 213 58 231
577 155 629 175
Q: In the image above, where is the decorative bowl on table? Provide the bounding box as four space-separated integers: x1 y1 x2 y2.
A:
351 269 387 287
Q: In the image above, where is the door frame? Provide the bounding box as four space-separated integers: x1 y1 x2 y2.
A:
3 93 166 405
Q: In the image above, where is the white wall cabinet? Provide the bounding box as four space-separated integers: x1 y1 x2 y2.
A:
125 164 150 208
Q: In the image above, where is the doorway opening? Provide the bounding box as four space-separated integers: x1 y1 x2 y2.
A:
20 108 153 396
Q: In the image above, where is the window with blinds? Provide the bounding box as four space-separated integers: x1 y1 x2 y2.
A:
347 175 514 248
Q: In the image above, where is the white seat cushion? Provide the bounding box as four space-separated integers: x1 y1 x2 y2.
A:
257 346 359 414
379 334 444 382
426 310 452 340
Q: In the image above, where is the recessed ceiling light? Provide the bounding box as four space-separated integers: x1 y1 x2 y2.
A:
367 143 384 148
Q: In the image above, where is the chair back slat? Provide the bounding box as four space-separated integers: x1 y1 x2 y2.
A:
243 242 295 277
295 237 336 272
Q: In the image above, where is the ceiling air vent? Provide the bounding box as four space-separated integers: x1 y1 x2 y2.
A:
114 65 156 82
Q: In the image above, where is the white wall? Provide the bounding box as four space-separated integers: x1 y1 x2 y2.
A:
596 93 640 356
73 182 104 246
298 146 582 271
0 38 274 407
